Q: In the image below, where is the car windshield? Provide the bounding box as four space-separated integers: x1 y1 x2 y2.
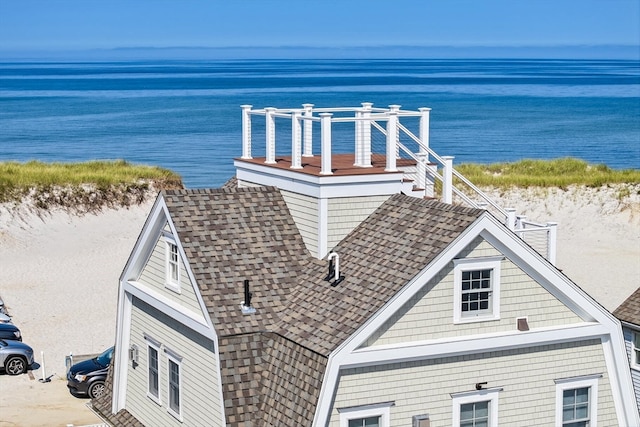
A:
96 346 114 367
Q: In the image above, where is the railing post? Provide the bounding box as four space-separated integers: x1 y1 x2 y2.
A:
419 107 431 162
416 152 427 192
516 215 526 229
302 103 314 157
355 102 373 167
291 111 303 169
320 113 333 175
442 156 454 204
547 221 558 265
505 208 517 231
385 106 400 172
241 105 253 159
265 107 276 164
426 164 437 198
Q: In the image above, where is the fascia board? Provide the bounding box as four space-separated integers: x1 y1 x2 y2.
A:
123 281 217 341
119 195 168 283
343 323 608 368
235 162 404 198
478 218 615 326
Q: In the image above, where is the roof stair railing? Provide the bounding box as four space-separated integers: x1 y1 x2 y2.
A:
239 104 557 264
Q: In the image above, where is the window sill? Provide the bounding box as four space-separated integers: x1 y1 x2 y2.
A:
164 282 181 294
147 393 162 406
454 314 500 325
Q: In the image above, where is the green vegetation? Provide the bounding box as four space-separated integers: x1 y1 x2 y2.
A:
0 160 183 210
455 158 640 189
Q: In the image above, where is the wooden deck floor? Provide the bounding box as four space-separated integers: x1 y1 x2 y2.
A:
236 154 416 177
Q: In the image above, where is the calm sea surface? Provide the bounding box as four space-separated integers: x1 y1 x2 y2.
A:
0 59 638 188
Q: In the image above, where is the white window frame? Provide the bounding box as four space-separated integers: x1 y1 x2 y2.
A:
632 331 640 370
338 402 393 427
144 334 161 405
555 374 600 427
164 235 181 293
451 388 500 427
165 348 183 421
453 257 502 323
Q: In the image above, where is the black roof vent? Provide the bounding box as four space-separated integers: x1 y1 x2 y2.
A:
324 251 345 287
240 279 256 314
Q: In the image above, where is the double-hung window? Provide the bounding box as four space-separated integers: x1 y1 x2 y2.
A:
338 402 393 427
453 257 502 323
452 388 500 427
144 334 161 405
164 235 180 292
148 346 160 400
460 400 489 427
348 416 381 427
632 332 640 369
165 348 183 421
555 374 600 427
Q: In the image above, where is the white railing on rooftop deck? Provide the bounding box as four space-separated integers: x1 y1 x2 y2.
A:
240 104 558 264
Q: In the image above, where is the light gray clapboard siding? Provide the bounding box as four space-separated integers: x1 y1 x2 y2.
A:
622 327 640 411
363 237 582 347
327 195 390 250
137 234 202 316
279 189 319 256
330 339 616 427
126 296 223 427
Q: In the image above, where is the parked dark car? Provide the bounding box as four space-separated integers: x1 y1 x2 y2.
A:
67 346 113 399
0 339 34 375
0 323 21 341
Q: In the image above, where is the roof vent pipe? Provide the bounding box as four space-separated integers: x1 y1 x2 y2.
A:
324 251 345 287
241 279 256 314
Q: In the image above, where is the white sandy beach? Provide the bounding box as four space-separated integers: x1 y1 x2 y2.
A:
0 184 638 426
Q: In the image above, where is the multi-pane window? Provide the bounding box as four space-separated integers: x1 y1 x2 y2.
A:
461 269 492 314
339 403 392 427
168 358 181 416
460 400 489 427
348 416 381 427
555 375 599 427
148 345 159 400
633 332 640 368
562 387 590 426
168 242 179 284
453 257 502 323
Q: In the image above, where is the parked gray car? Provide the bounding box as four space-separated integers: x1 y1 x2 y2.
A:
0 339 34 375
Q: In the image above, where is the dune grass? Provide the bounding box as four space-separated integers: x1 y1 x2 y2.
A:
0 160 184 209
454 157 640 188
1 157 637 211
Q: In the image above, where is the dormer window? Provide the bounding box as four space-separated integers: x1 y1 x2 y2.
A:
164 236 180 293
453 256 502 323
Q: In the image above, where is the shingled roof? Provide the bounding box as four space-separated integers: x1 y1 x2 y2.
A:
99 185 486 426
614 287 640 326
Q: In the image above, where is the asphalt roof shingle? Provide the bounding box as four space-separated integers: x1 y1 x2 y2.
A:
614 287 640 325
99 185 485 425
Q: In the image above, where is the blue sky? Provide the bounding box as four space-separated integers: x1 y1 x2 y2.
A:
1 0 638 57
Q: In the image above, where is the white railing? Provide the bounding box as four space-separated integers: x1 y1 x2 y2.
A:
240 103 557 263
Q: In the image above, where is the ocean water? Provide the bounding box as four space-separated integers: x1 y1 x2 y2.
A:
0 58 638 188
